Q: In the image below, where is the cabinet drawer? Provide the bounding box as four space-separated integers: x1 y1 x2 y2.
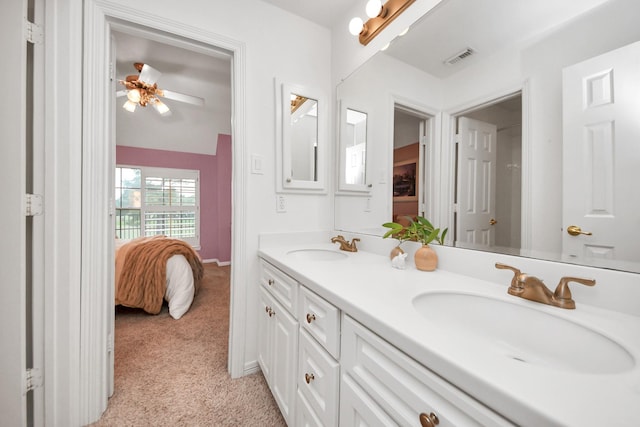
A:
299 286 340 358
298 329 339 427
341 315 513 427
260 259 298 316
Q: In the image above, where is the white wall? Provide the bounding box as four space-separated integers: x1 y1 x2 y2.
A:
46 0 333 423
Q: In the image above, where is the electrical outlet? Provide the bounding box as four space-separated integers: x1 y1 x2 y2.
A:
276 195 286 213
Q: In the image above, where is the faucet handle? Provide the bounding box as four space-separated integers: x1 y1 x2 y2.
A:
495 263 523 290
553 276 596 309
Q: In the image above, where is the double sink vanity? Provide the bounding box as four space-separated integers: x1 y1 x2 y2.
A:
257 232 640 426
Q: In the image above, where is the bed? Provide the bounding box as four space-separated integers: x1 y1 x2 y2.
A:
115 235 204 319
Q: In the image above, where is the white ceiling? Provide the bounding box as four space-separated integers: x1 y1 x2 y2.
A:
260 0 361 28
383 0 612 79
114 30 232 156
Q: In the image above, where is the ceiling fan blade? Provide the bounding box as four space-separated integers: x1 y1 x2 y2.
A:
138 63 162 85
159 89 205 106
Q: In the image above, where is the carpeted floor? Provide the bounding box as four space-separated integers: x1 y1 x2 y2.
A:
92 263 286 426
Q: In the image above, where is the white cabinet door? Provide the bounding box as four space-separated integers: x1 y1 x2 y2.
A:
258 285 298 425
297 329 339 427
271 296 299 425
258 287 275 382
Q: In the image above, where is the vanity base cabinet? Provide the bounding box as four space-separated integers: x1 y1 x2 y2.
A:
341 315 513 427
258 286 298 425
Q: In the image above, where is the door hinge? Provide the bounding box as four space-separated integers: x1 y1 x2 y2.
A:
454 133 461 144
453 203 458 213
25 20 43 44
24 368 43 393
24 194 44 216
107 333 114 353
420 135 428 147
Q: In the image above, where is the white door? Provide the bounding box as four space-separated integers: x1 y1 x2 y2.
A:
456 117 498 247
0 0 28 424
562 40 640 263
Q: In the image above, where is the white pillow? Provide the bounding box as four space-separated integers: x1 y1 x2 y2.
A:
164 254 195 319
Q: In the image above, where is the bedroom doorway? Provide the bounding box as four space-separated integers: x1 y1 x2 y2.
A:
109 24 234 395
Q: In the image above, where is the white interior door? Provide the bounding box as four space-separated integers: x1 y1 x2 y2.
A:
0 0 28 424
456 117 497 247
562 40 640 263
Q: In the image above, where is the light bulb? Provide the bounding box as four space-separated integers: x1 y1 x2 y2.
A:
122 100 136 112
152 99 171 116
349 17 364 36
366 0 382 18
126 88 141 103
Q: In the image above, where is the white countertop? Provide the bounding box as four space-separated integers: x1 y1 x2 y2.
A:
258 243 640 426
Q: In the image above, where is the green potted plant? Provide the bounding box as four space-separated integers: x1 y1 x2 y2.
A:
382 216 448 271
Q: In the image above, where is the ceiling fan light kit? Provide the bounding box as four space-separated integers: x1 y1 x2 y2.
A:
117 62 204 116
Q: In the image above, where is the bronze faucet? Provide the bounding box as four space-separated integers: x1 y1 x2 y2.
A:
495 263 595 309
331 235 360 252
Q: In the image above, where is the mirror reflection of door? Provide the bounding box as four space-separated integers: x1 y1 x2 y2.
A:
392 106 429 226
289 93 318 181
562 40 640 264
454 94 522 250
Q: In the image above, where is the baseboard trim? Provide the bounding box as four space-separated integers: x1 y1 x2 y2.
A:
202 258 231 266
243 360 260 376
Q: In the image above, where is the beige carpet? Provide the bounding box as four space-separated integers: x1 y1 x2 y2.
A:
92 263 286 426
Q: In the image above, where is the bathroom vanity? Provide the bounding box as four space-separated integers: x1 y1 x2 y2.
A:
257 233 640 426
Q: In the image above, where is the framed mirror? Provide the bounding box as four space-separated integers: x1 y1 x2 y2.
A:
334 0 640 273
276 80 327 192
338 102 371 192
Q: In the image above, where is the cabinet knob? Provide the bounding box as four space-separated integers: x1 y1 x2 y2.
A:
265 306 274 317
304 373 315 384
268 278 274 286
306 313 316 323
419 412 439 427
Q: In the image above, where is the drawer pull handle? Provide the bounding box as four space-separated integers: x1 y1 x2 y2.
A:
265 306 274 317
306 313 316 323
419 412 439 427
305 373 315 384
268 279 274 286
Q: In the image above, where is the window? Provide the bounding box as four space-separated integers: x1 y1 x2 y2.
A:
115 166 200 247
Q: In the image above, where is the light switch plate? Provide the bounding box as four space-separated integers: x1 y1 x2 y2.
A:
251 154 264 174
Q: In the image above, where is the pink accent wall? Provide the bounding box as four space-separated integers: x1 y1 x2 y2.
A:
116 134 232 262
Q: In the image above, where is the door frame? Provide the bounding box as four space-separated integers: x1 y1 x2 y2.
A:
82 1 247 423
389 94 439 226
441 82 531 250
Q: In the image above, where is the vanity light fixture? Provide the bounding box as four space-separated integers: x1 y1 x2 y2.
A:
349 0 416 46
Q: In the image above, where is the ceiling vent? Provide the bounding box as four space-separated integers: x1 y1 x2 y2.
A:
444 47 475 65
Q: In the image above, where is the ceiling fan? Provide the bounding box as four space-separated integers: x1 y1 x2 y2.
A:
116 62 205 116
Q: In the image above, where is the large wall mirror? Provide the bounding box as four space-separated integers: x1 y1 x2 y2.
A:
276 80 327 192
334 0 640 273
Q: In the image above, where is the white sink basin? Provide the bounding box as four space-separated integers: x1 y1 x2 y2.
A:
286 248 348 261
412 291 635 374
